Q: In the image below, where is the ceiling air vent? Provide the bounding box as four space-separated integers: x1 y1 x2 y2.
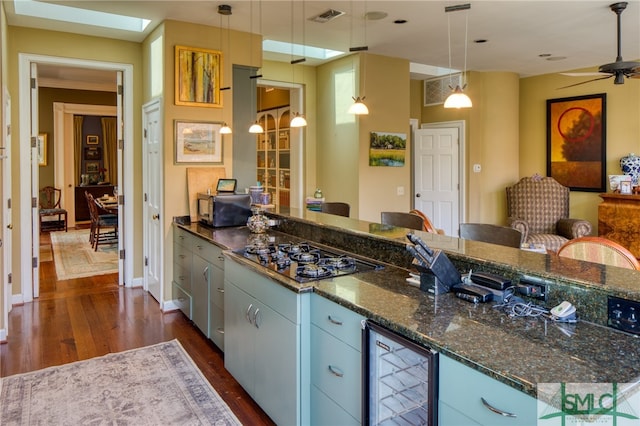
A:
309 9 345 23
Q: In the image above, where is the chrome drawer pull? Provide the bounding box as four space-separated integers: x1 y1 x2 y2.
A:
216 328 224 334
217 287 224 293
245 304 254 324
328 315 343 325
481 397 516 417
253 308 261 329
203 266 209 279
328 365 344 377
218 255 224 261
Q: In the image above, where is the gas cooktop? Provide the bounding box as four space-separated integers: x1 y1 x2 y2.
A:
237 241 384 283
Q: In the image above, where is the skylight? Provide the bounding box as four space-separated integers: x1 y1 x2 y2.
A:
13 0 151 33
263 39 344 61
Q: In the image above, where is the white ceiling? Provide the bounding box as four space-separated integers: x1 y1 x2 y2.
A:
6 0 640 86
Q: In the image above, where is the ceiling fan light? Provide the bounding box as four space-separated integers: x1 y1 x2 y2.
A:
614 72 625 84
348 96 369 115
290 113 307 127
249 122 264 133
220 123 232 134
444 85 472 109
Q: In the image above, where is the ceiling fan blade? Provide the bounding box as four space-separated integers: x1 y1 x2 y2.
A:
561 72 608 77
557 74 613 89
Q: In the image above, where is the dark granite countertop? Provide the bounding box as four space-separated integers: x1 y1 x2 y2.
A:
173 220 640 400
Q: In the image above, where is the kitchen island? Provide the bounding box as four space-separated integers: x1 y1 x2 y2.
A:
173 209 640 424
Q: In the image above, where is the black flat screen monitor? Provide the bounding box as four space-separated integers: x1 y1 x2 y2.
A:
216 178 237 194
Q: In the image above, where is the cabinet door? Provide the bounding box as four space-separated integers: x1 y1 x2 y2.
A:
224 281 255 395
191 255 210 335
253 298 299 426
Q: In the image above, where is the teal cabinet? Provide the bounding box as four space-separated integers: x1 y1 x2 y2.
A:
208 255 225 350
439 355 537 426
310 294 364 424
224 260 307 426
172 227 193 318
191 254 210 335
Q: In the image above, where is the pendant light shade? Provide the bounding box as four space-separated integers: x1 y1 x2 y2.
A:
290 113 307 127
348 96 369 115
249 122 264 133
444 3 472 109
444 85 472 109
220 123 232 134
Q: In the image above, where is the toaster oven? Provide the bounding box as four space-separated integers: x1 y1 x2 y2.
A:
197 193 252 227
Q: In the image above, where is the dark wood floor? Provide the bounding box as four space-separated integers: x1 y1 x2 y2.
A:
0 230 275 425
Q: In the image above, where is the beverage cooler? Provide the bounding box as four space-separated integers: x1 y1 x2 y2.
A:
363 320 438 425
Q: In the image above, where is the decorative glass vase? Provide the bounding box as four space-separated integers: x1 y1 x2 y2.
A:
247 207 269 234
620 153 640 186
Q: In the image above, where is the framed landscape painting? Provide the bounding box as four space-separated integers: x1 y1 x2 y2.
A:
175 45 222 108
174 120 222 164
546 93 606 192
369 132 407 167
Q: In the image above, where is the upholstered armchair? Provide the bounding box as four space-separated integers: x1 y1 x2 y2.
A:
506 176 592 252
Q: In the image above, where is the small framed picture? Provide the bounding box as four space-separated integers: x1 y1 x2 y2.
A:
620 181 633 194
86 162 99 173
86 135 99 145
84 147 102 160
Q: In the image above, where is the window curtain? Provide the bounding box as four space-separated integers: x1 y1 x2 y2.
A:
101 117 117 186
74 115 83 185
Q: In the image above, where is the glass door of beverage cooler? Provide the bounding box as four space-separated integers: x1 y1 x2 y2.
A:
363 320 438 426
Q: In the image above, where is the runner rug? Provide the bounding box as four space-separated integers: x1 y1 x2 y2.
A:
50 229 117 280
0 340 241 425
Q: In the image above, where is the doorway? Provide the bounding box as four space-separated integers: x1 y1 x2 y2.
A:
414 121 466 237
17 53 134 305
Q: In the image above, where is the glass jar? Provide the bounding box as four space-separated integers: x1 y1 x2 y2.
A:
314 188 323 198
247 207 269 233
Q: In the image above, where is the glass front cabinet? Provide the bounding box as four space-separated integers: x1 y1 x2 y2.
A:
256 107 290 207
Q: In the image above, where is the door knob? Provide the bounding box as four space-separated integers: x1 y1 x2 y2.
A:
7 224 12 229
416 193 421 198
152 214 160 220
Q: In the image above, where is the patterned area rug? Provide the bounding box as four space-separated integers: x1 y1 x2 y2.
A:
50 229 117 280
0 340 241 425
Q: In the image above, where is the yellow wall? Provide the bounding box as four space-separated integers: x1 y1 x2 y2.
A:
422 71 520 225
520 67 640 231
7 25 143 296
154 20 261 304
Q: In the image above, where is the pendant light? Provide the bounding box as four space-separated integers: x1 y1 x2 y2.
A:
289 0 307 128
348 0 369 115
248 0 264 133
218 5 233 134
444 3 472 109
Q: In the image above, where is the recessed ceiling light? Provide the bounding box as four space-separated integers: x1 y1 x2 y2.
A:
538 53 552 57
546 56 567 61
473 39 488 44
394 19 408 24
365 11 388 20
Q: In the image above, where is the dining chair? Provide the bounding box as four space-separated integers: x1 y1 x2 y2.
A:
459 223 523 248
320 202 350 217
557 236 640 270
409 209 445 235
39 186 67 233
85 192 118 251
380 212 425 231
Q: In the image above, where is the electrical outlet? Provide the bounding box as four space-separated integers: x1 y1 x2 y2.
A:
518 274 550 300
397 186 405 196
608 296 640 335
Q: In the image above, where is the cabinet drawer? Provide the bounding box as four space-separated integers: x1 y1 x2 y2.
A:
172 281 191 319
311 294 364 349
311 385 359 426
311 324 361 420
439 401 481 426
192 238 224 265
439 355 537 425
174 242 191 271
174 227 192 249
172 262 191 293
209 266 225 309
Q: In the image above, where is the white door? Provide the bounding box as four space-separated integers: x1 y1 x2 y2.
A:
142 99 162 303
30 63 40 298
414 127 460 236
2 89 12 337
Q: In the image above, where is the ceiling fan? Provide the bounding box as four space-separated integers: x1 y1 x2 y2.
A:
560 1 640 88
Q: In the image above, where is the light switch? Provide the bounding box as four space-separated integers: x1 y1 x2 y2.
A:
473 164 482 173
397 186 405 196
